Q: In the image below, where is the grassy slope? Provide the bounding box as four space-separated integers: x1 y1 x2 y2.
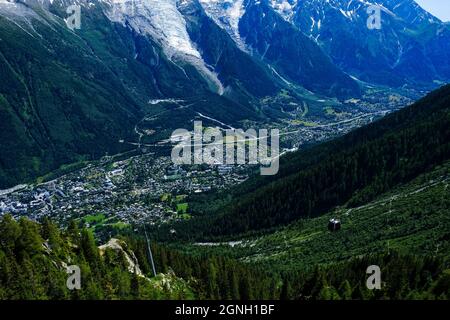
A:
178 161 450 272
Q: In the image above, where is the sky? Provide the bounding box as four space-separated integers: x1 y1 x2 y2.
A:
414 0 450 22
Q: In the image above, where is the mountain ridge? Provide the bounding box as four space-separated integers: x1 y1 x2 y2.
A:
1 0 449 189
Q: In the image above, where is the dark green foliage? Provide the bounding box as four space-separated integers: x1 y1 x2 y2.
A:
283 251 450 300
146 242 450 300
0 10 141 188
190 161 450 271
0 215 279 300
125 236 280 300
0 215 194 300
1 214 449 300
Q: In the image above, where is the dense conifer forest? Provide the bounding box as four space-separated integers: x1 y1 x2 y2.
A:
1 215 449 300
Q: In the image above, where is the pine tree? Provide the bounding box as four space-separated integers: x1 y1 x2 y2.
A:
41 217 63 255
0 214 21 254
130 270 140 299
207 261 220 299
339 280 353 300
17 218 43 258
230 269 240 300
280 279 291 300
80 229 100 273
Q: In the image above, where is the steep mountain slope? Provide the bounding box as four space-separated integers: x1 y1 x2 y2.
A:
180 0 282 101
0 0 263 188
239 0 361 99
103 0 226 94
199 0 361 99
101 0 362 100
0 1 141 188
0 215 282 300
174 160 450 299
285 0 450 87
0 0 364 188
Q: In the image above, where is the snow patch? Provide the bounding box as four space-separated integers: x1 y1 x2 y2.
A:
199 0 247 51
269 0 298 21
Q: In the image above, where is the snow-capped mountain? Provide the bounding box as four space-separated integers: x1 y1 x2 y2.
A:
268 0 298 21
285 0 450 86
106 0 201 60
0 0 364 98
1 0 449 98
198 0 248 51
198 0 450 87
1 0 449 187
191 0 361 98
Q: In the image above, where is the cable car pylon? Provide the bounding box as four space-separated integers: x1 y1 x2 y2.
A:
143 225 157 277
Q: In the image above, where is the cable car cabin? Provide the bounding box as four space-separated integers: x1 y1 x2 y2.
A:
328 218 341 232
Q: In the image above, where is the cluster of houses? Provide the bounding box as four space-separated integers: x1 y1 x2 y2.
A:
0 152 249 226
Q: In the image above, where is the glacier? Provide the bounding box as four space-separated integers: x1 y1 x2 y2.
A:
198 0 247 51
103 0 224 94
269 0 298 21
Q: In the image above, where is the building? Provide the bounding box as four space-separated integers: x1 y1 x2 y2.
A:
328 218 341 232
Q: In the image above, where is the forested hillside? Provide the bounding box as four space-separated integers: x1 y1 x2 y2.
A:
1 214 449 300
160 162 450 300
0 215 193 299
0 215 280 300
0 212 450 300
178 161 450 270
0 1 261 188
